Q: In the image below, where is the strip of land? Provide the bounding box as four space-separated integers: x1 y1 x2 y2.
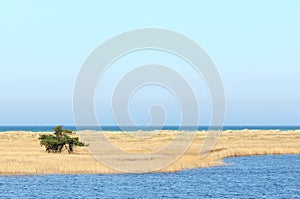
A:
0 130 299 175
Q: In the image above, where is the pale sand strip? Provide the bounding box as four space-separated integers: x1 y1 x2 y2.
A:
0 130 299 175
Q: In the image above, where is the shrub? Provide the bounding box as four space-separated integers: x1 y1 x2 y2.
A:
39 125 85 153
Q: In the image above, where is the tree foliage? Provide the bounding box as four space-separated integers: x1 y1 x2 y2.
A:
39 125 84 153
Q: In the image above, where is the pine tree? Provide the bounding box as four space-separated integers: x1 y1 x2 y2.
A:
39 125 85 153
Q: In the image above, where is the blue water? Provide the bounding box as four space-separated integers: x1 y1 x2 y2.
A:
0 126 299 132
0 155 299 198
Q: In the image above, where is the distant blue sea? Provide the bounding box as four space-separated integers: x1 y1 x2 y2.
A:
0 155 299 198
0 126 299 132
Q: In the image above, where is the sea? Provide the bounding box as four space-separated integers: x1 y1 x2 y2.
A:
0 125 300 132
0 126 299 198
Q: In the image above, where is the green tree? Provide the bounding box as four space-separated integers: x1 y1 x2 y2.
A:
39 125 85 153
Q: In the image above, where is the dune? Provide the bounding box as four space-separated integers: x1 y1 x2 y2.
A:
0 130 299 175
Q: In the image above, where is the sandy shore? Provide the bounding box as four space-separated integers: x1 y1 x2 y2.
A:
0 130 299 175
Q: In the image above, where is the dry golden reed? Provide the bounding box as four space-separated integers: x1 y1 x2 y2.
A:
0 130 299 175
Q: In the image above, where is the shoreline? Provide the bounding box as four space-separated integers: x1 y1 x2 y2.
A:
1 130 300 176
1 154 299 177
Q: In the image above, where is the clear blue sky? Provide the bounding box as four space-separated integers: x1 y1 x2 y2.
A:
0 0 299 126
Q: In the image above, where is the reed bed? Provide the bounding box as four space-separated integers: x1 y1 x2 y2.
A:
0 130 299 175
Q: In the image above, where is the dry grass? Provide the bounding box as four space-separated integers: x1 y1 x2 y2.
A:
0 130 299 175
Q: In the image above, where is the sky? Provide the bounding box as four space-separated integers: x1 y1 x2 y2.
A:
0 0 299 126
